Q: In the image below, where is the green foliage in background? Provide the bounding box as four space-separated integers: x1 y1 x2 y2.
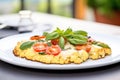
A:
87 0 120 16
0 0 73 17
51 0 73 17
12 1 20 13
37 0 48 13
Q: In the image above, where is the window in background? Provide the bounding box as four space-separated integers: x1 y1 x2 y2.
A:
24 0 48 13
51 0 73 17
0 0 73 18
0 0 20 14
25 0 73 17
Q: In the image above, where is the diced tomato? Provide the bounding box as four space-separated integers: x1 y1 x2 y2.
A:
46 45 61 56
51 38 67 45
75 45 91 53
33 42 47 52
30 35 45 40
75 45 83 50
39 36 45 39
51 39 59 45
85 45 91 53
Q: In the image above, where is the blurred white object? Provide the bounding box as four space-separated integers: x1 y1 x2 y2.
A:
18 10 34 32
19 10 32 19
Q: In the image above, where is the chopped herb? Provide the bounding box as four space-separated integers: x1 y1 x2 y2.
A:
43 32 48 36
47 42 52 46
38 40 45 42
38 52 45 55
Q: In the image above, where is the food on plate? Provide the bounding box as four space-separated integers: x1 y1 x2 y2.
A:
13 28 111 64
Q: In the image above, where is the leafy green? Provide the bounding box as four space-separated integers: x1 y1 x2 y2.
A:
64 28 73 35
20 41 35 50
73 30 88 36
64 34 87 45
63 34 72 39
43 32 48 36
43 27 88 45
92 41 110 49
68 38 87 45
59 37 65 49
54 27 64 36
70 35 87 40
45 32 59 41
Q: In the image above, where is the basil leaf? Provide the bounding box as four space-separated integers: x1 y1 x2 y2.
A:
74 30 88 36
20 41 35 50
55 27 61 33
64 28 72 35
43 32 48 36
54 27 64 35
71 35 87 40
63 34 72 39
59 37 65 49
68 38 87 45
97 43 110 49
46 32 59 40
93 41 110 49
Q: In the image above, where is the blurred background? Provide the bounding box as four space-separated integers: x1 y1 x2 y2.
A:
0 0 120 26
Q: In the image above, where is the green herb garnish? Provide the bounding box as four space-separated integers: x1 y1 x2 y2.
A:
38 52 45 55
73 30 88 36
92 41 110 49
20 41 35 50
45 32 59 41
43 32 48 36
59 37 65 49
44 27 88 47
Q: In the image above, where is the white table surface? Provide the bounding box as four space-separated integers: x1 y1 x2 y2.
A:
0 12 120 80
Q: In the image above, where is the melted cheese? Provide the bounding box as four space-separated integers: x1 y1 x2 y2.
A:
60 49 77 59
64 42 75 49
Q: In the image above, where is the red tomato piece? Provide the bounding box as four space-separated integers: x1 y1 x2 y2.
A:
46 45 61 56
75 45 91 53
51 38 67 45
85 45 91 53
30 35 45 40
75 45 83 50
51 39 59 45
33 42 47 52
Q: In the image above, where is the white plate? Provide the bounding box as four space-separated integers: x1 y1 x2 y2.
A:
0 33 120 70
